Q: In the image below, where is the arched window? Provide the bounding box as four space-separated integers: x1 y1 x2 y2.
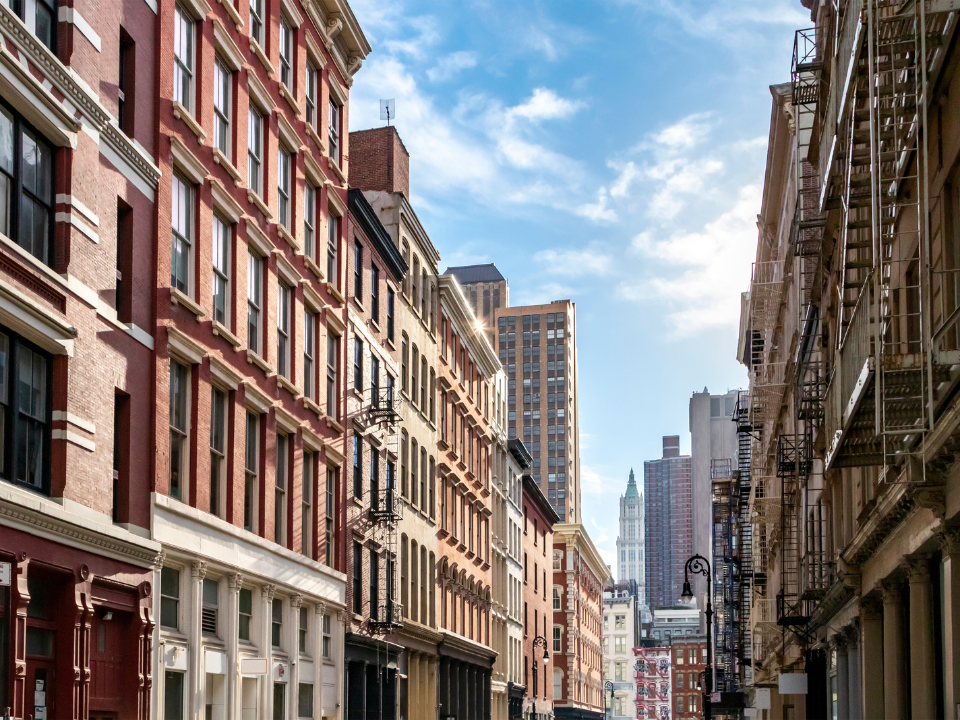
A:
428 457 436 518
429 368 436 422
410 539 419 620
411 439 419 506
412 255 420 309
401 333 409 393
429 551 437 627
411 345 419 406
402 240 410 296
420 356 427 408
421 269 428 317
400 535 409 617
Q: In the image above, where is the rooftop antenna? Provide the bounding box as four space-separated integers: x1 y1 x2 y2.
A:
380 99 396 126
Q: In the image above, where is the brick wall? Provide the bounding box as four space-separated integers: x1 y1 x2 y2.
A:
349 127 411 197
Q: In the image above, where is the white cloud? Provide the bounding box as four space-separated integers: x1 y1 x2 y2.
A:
509 88 586 123
623 184 760 334
609 161 640 199
534 243 612 277
383 16 441 58
575 189 617 223
427 51 478 81
582 465 622 496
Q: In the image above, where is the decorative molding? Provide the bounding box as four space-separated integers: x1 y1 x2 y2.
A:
263 583 277 601
212 18 244 71
228 572 244 591
911 485 946 520
290 593 303 608
902 555 931 583
192 560 208 578
939 526 960 556
169 135 207 185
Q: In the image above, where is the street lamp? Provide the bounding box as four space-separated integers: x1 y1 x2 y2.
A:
603 679 614 720
681 554 713 720
531 635 549 704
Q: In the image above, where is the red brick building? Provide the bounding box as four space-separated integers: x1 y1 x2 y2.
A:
671 637 707 719
521 473 558 716
0 0 162 716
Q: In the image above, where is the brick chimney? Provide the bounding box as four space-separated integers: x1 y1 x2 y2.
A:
348 126 410 197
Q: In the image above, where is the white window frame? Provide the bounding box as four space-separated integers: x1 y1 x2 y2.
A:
171 173 194 295
174 5 195 112
277 145 292 229
247 249 263 354
247 106 264 196
277 281 291 378
212 214 230 328
213 56 232 158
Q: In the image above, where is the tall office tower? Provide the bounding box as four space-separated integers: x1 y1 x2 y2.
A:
446 264 509 344
689 389 740 599
616 470 646 600
644 436 693 610
495 301 581 523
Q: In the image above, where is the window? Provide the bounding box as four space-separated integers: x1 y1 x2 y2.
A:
201 578 218 636
352 542 363 614
327 211 339 286
171 173 193 293
326 333 339 418
247 251 263 354
277 282 291 377
278 147 292 228
238 587 252 641
369 446 379 510
244 411 258 532
615 637 626 653
328 100 341 164
209 387 226 517
213 57 231 156
302 310 317 401
115 200 133 320
271 598 283 647
173 6 194 111
276 434 288 545
212 216 230 327
279 19 293 88
371 356 380 407
553 626 561 653
298 682 314 718
369 550 379 620
353 240 363 299
387 288 395 342
354 338 363 391
553 587 561 610
371 265 380 323
169 360 189 501
0 330 49 491
247 107 263 195
304 184 317 260
298 605 308 653
615 615 625 630
160 566 180 629
302 451 313 556
306 63 318 128
352 433 362 498
325 467 336 566
164 671 185 720
401 336 408 393
273 683 285 720
322 614 331 658
249 0 264 44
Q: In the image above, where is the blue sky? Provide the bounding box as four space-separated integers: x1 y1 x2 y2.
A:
347 0 808 567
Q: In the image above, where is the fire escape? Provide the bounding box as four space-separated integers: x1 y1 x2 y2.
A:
733 392 754 681
367 385 404 635
711 459 737 693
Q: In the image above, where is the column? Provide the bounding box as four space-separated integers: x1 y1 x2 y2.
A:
484 669 492 720
429 656 439 720
336 610 346 720
438 656 450 717
459 661 468 720
882 579 906 720
941 529 960 717
262 584 276 719
288 594 302 720
227 574 243 720
834 633 849 720
190 561 207 720
844 623 862 720
860 596 883 720
314 603 325 720
904 557 936 720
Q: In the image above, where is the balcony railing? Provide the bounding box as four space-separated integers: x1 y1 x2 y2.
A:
369 488 403 523
369 387 401 424
369 600 403 633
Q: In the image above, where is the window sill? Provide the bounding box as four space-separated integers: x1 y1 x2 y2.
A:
327 156 346 184
304 255 324 282
277 223 300 253
305 124 325 153
216 0 243 30
303 396 323 417
278 374 300 398
173 102 207 142
325 415 344 434
246 349 274 375
212 147 243 186
171 287 205 319
249 37 276 77
279 83 302 118
247 189 273 220
212 320 242 348
326 283 345 305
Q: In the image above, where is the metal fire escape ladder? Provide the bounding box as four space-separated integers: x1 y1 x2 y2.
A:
734 391 754 674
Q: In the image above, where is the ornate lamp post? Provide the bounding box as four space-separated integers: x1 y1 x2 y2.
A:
531 635 549 710
681 554 713 720
603 679 614 720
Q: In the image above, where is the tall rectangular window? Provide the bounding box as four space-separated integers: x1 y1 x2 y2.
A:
238 587 252 641
160 566 180 629
173 5 194 111
164 672 185 720
371 265 380 323
302 450 313 557
353 338 363 391
387 288 395 342
202 577 219 636
328 101 341 164
118 30 136 136
352 433 362 498
171 174 193 294
273 683 285 720
0 108 52 265
213 57 231 156
244 412 259 532
212 215 230 327
304 310 316 401
353 241 363 299
247 107 263 195
305 63 318 128
277 147 291 228
298 605 308 653
169 360 189 501
326 333 339 418
370 356 380 407
352 542 362 614
271 598 283 647
13 0 55 50
304 184 316 260
275 434 288 546
325 467 336 566
369 447 379 511
327 212 339 286
322 614 331 658
369 550 379 621
279 19 293 88
0 330 49 492
249 0 264 45
209 387 226 518
277 282 290 377
247 251 262 354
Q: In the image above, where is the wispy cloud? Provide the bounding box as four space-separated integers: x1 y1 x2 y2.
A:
427 51 478 81
534 243 612 277
511 282 577 306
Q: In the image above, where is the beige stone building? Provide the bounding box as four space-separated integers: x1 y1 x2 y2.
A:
738 1 960 717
